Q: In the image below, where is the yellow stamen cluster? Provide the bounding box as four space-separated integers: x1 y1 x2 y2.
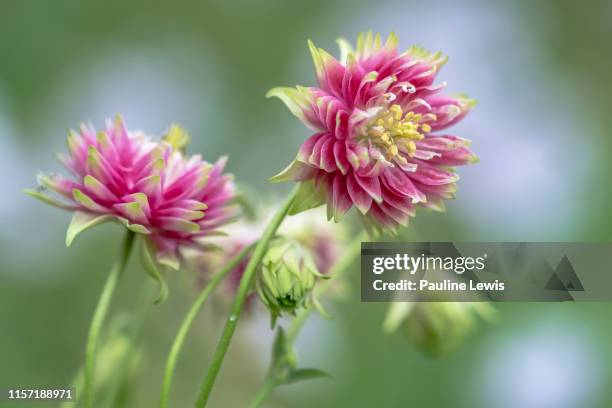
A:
367 104 433 160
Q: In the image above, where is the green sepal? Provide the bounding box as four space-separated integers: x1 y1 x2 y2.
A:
66 211 113 247
157 252 180 271
269 160 312 184
117 217 151 234
139 237 169 304
266 86 315 130
311 296 332 320
288 180 326 216
284 368 332 385
24 188 73 210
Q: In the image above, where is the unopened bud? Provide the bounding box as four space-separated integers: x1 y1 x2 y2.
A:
256 238 327 325
383 301 495 355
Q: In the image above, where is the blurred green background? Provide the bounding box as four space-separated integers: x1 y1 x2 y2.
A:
1 1 612 407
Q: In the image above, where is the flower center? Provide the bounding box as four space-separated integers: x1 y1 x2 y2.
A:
366 104 432 160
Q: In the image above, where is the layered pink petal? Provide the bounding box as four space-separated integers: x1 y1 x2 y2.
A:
270 32 477 232
34 118 236 257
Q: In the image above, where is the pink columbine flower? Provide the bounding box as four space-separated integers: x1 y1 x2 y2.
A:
26 117 236 267
268 32 478 232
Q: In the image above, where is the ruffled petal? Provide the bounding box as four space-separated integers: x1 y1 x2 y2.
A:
347 172 373 214
267 86 323 131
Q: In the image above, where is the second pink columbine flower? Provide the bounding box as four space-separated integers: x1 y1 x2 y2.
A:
268 32 478 233
27 117 236 268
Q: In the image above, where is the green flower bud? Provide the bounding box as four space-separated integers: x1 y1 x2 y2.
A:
383 302 495 355
256 238 327 325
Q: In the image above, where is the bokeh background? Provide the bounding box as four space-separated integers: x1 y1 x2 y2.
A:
2 1 612 407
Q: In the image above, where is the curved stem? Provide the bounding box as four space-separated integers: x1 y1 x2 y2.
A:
248 231 366 408
285 307 310 346
159 244 254 408
103 280 158 408
195 185 299 407
249 377 277 408
60 366 82 408
61 280 153 408
84 230 135 408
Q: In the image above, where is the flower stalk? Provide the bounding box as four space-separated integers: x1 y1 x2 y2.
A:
249 232 366 408
159 243 255 408
195 185 299 407
249 377 277 408
84 230 135 408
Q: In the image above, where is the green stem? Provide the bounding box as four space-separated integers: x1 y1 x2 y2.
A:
102 279 157 408
83 230 135 408
285 307 310 346
60 367 82 408
248 231 366 408
159 244 254 408
195 185 299 407
248 377 277 408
